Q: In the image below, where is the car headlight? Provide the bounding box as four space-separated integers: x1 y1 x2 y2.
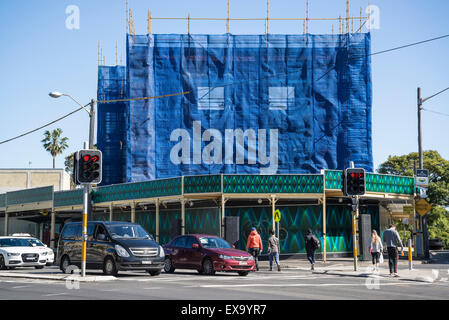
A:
115 245 130 257
7 253 20 257
219 254 233 260
159 246 165 258
48 250 54 256
41 252 48 256
248 256 254 261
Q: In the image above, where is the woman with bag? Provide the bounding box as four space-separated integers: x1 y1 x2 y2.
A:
370 230 383 272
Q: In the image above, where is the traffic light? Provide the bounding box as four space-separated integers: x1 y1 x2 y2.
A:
75 150 102 185
350 196 358 212
343 168 365 196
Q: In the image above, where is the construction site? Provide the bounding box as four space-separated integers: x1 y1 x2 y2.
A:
0 0 424 261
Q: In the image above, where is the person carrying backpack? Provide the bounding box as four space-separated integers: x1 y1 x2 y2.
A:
304 229 320 270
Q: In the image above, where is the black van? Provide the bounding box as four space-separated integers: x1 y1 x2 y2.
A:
56 221 165 276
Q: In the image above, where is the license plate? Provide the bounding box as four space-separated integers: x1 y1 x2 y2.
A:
141 260 152 264
238 261 248 265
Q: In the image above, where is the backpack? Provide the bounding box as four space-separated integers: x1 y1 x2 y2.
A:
312 236 320 250
306 234 320 251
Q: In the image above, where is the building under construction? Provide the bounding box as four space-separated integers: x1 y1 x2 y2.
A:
0 1 424 261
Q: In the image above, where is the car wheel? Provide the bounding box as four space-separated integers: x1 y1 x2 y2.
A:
164 258 175 273
60 255 71 274
238 271 249 276
0 255 6 270
35 266 45 269
202 258 215 276
103 257 118 276
148 269 161 276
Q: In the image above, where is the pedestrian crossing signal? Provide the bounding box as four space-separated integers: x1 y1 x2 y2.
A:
343 168 365 196
75 150 102 185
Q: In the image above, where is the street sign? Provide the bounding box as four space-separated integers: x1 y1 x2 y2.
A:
415 198 432 216
274 209 281 222
415 169 429 188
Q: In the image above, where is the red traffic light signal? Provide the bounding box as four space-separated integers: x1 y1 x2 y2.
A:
75 150 102 185
343 168 365 196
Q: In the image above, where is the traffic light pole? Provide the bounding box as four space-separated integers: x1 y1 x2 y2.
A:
81 183 89 277
88 99 95 221
352 195 359 271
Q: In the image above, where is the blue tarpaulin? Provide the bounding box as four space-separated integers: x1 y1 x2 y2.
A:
125 33 373 182
97 66 127 185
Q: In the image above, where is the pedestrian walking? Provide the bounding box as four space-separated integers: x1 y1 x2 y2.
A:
304 229 320 270
267 229 281 272
370 229 383 272
383 224 404 277
246 227 263 271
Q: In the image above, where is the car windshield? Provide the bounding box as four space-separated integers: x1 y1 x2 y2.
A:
26 239 45 247
199 237 232 249
0 238 34 247
106 225 152 240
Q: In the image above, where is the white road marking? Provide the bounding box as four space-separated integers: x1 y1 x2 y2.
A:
12 285 32 289
188 282 432 288
143 287 162 290
42 293 67 297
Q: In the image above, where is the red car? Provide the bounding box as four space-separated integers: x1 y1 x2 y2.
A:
163 234 255 276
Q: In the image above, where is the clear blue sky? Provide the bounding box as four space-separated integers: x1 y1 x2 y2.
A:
0 0 448 171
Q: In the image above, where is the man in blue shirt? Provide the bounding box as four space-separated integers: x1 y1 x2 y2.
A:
383 224 404 277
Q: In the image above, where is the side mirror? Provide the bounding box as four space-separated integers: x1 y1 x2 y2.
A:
192 243 199 249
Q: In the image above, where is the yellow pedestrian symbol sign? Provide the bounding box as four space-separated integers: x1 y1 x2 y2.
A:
274 209 281 222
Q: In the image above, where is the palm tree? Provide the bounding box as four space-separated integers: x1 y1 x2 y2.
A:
41 129 69 169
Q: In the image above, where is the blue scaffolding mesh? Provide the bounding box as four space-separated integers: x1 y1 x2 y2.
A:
125 33 373 182
97 66 127 186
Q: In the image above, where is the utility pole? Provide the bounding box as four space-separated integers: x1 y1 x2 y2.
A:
417 87 430 259
416 85 449 259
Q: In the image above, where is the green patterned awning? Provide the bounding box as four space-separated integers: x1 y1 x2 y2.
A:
7 186 53 206
0 172 415 210
323 170 415 195
54 189 84 208
92 177 183 203
0 193 6 209
223 174 324 194
184 175 221 194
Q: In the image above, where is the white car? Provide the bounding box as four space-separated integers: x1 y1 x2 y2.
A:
9 235 54 265
0 237 48 269
25 238 55 266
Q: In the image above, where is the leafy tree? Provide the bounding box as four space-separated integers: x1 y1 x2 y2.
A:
64 153 77 189
377 150 449 248
41 129 69 169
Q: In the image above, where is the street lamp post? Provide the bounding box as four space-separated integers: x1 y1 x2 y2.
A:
49 92 96 277
49 92 96 149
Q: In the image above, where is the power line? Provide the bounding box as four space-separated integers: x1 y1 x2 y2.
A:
422 108 449 117
0 106 85 145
